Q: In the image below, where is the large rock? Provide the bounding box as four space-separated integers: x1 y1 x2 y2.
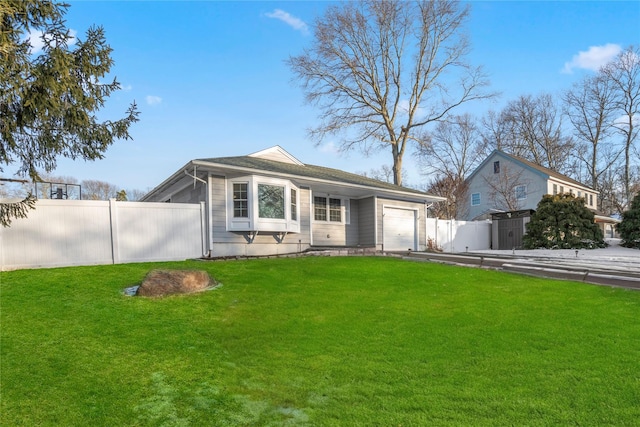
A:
136 269 214 297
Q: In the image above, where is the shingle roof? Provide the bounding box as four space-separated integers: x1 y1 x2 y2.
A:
197 155 432 197
496 151 593 190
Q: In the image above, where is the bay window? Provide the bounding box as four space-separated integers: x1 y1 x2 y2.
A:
227 177 299 232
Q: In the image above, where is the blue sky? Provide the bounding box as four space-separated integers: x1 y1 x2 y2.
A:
17 1 640 192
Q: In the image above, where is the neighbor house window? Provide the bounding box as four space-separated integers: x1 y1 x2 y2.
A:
553 184 558 195
471 192 481 206
559 185 564 193
233 183 248 218
589 194 594 206
494 161 500 174
314 196 342 222
258 184 285 219
515 185 527 200
290 188 297 221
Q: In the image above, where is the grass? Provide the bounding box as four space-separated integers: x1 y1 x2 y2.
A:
1 256 639 426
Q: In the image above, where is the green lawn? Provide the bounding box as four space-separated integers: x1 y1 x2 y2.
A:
1 256 639 426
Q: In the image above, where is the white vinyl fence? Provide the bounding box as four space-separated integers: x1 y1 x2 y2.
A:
426 218 492 253
0 199 205 271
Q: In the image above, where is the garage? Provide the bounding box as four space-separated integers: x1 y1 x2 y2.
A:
383 207 417 251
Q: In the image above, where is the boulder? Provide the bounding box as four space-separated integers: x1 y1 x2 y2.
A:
136 269 214 297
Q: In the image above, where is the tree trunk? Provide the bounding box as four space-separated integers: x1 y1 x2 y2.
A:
392 143 402 186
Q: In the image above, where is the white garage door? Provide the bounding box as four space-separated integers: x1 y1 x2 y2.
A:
383 207 417 251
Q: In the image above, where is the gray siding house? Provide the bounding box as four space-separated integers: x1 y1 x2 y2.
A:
463 150 599 221
142 146 445 257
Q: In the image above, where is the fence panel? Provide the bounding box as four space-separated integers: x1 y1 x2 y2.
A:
425 218 492 253
0 199 204 271
114 201 204 263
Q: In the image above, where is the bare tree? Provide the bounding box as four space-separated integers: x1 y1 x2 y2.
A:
288 0 494 186
82 179 119 200
417 113 488 180
359 165 402 184
484 94 575 174
563 72 621 207
602 45 640 208
425 173 468 219
126 188 148 201
483 164 529 212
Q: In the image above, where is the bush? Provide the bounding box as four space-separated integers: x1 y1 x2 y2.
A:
617 192 640 249
524 194 605 249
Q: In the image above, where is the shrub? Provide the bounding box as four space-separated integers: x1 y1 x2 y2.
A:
617 192 640 249
524 194 605 249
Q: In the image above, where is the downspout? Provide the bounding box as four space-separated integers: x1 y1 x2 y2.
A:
308 189 314 247
184 167 211 257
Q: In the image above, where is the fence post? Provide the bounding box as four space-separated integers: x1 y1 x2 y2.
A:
109 199 120 264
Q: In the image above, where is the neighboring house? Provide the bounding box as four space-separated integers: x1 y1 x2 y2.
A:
142 146 445 257
463 150 598 221
463 150 618 248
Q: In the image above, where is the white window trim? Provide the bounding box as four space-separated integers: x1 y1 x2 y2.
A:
312 193 350 225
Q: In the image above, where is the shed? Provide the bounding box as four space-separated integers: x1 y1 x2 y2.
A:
491 210 534 250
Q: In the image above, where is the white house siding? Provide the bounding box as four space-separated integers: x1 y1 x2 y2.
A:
357 197 376 247
170 180 207 203
311 198 356 247
465 155 547 220
546 179 598 209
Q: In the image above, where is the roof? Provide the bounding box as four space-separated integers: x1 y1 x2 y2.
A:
467 150 595 191
142 146 445 202
196 155 433 197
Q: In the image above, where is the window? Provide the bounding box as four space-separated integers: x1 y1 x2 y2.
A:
228 177 300 233
578 191 582 198
290 188 297 221
258 184 285 219
329 198 341 222
515 185 527 200
559 185 564 194
493 161 500 174
590 194 594 206
314 196 342 222
471 192 481 206
314 196 327 221
553 184 558 195
233 183 248 218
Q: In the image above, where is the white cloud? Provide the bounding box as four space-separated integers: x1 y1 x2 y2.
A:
120 84 133 92
319 141 340 155
146 95 162 106
26 29 77 54
265 9 309 35
562 43 622 74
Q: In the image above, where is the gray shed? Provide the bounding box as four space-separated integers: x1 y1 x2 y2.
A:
491 210 534 250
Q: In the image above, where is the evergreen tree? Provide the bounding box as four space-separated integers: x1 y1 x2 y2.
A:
0 0 139 226
524 194 605 249
617 192 640 249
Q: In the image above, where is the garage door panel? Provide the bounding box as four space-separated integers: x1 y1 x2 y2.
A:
383 208 416 251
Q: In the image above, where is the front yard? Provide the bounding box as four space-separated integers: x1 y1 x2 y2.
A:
1 257 639 425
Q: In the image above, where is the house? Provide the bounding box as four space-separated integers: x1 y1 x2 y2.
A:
463 150 598 221
463 150 618 248
142 146 445 257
